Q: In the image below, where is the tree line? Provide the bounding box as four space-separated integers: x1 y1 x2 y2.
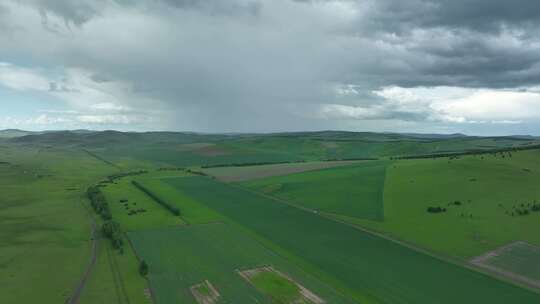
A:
87 186 123 252
391 144 540 160
131 181 181 216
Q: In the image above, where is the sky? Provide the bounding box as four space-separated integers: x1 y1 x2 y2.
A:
1 0 540 135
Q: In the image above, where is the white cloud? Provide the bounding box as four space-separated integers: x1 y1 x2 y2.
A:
319 86 540 124
76 114 148 124
0 63 50 91
90 102 129 112
432 89 540 122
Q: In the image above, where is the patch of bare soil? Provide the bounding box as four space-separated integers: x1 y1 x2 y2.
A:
209 160 361 182
321 141 339 149
238 266 325 304
176 143 214 152
470 241 540 290
194 145 231 157
190 280 221 304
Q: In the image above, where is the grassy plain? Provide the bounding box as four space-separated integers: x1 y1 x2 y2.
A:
79 236 151 304
0 145 114 303
347 150 540 259
128 223 355 304
166 176 540 304
100 175 185 231
243 161 387 220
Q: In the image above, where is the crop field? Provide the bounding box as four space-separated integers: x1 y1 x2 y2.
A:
201 160 363 182
165 176 540 304
243 161 388 220
471 241 540 289
4 130 540 304
98 144 304 168
136 178 221 224
128 223 355 304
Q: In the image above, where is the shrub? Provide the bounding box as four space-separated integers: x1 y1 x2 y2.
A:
427 206 446 213
139 260 149 276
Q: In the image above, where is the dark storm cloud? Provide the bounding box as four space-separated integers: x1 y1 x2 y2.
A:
159 0 262 16
27 0 106 26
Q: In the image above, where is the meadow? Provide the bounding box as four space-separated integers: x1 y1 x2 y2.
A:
0 145 122 303
351 149 540 259
165 176 540 304
99 174 186 231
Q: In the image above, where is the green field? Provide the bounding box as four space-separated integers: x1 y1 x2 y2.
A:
165 176 540 304
137 177 221 224
244 161 388 220
348 150 540 258
0 145 151 303
128 223 355 304
249 271 301 303
4 130 540 304
101 175 185 231
0 146 108 303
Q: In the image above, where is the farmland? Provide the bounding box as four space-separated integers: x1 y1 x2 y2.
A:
471 241 540 289
3 130 540 304
243 161 388 220
165 176 540 304
128 223 355 304
200 160 363 182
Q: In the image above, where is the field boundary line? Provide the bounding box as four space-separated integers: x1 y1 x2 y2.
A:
105 242 127 304
125 234 157 304
230 182 540 295
470 241 540 290
65 201 100 304
83 149 121 169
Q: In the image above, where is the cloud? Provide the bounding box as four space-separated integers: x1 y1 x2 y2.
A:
1 0 540 134
0 62 50 91
321 86 540 124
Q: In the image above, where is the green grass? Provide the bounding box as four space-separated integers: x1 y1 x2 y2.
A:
195 283 211 296
243 161 388 220
79 236 151 304
128 223 354 304
137 177 221 224
250 271 301 303
486 242 540 282
101 176 185 231
166 176 540 304
350 150 540 259
0 146 115 303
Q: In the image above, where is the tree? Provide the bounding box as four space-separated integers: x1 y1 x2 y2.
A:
139 260 149 276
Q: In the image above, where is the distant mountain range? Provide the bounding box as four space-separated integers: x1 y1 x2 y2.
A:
1 129 538 147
